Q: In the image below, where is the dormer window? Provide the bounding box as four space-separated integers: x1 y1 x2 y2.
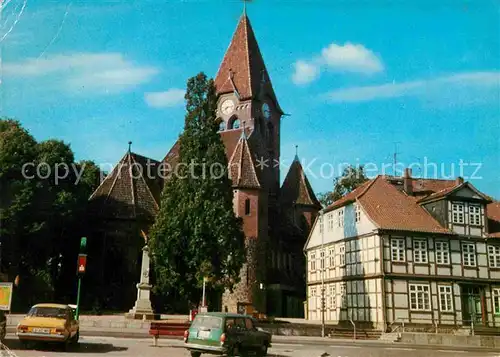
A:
218 120 226 131
452 203 464 224
469 205 481 226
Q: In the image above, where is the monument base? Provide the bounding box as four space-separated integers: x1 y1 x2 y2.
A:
125 311 157 320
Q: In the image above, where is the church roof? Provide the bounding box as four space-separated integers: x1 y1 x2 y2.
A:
280 156 321 208
214 14 282 113
88 150 162 221
228 130 261 189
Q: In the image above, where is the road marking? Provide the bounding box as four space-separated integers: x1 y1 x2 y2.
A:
329 345 361 349
437 350 467 354
272 343 304 347
384 347 415 351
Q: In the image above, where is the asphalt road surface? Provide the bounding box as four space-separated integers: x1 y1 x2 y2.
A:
2 336 500 357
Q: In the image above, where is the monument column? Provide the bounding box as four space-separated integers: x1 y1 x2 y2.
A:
126 244 155 320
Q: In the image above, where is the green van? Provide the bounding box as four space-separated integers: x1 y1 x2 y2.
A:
184 312 271 357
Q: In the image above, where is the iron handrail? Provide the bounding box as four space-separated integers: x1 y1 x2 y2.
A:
387 317 479 335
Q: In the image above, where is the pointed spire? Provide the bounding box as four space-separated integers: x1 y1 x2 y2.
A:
128 141 132 153
294 145 299 161
214 11 283 114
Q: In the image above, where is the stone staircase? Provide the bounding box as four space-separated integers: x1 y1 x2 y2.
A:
328 327 382 340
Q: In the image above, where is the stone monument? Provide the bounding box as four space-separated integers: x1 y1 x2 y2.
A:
126 234 155 320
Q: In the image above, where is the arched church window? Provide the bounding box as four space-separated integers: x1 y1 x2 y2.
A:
245 198 251 215
218 120 226 131
232 119 241 130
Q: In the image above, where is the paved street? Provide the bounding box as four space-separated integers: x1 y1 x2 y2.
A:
2 336 499 357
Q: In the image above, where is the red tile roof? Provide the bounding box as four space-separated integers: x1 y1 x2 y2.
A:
280 157 321 208
358 176 452 234
324 176 453 234
214 15 281 112
228 131 260 189
488 202 500 237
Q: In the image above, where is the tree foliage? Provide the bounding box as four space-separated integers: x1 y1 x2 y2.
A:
149 73 246 309
0 118 100 309
317 165 369 207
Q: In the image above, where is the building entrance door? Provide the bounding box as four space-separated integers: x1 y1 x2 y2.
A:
461 285 485 325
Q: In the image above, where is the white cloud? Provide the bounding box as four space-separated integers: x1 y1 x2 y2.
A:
3 52 159 94
144 89 185 108
321 43 384 74
292 60 320 85
325 71 500 105
292 42 383 85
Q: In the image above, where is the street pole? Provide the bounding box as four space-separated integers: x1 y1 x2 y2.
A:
202 277 206 309
75 278 82 320
75 237 87 320
321 209 325 338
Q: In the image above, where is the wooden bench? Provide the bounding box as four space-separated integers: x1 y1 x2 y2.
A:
149 321 190 346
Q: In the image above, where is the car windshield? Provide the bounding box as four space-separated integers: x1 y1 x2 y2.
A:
27 307 67 319
191 316 222 329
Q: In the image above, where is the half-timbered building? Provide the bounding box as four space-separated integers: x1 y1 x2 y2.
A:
304 169 500 330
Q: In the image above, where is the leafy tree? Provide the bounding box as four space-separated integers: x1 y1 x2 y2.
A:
149 73 246 310
0 118 101 309
318 165 369 207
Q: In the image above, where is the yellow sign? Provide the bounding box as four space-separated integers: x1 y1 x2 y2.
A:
0 283 13 311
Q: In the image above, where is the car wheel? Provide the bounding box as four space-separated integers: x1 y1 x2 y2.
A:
72 330 80 344
258 343 268 356
190 352 201 357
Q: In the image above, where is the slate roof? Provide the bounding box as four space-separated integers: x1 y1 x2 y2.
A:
280 156 321 208
88 151 162 221
214 14 282 113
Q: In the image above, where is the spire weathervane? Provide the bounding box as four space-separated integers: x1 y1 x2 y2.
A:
243 0 251 15
128 141 132 153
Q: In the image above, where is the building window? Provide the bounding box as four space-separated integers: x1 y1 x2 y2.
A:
355 204 361 223
438 285 453 312
338 209 344 227
244 199 250 215
462 243 476 267
218 120 226 131
320 250 325 270
310 287 317 310
339 244 345 266
493 288 500 314
340 283 347 307
328 285 336 309
327 213 334 231
435 241 450 265
469 205 481 226
310 252 316 271
488 246 500 268
391 238 405 262
413 239 428 264
409 284 430 311
232 118 241 129
328 247 335 268
452 203 464 224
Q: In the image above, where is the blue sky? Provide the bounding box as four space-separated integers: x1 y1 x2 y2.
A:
1 0 499 198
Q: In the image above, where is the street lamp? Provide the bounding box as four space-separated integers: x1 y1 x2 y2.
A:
320 208 325 337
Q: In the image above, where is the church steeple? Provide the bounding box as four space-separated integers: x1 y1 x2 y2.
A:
214 14 282 113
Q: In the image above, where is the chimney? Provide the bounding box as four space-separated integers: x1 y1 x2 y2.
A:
456 176 464 185
404 168 413 195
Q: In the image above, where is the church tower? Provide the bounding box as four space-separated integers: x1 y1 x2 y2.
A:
214 13 284 198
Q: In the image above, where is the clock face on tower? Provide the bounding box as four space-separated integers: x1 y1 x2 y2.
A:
221 99 235 115
262 103 271 120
